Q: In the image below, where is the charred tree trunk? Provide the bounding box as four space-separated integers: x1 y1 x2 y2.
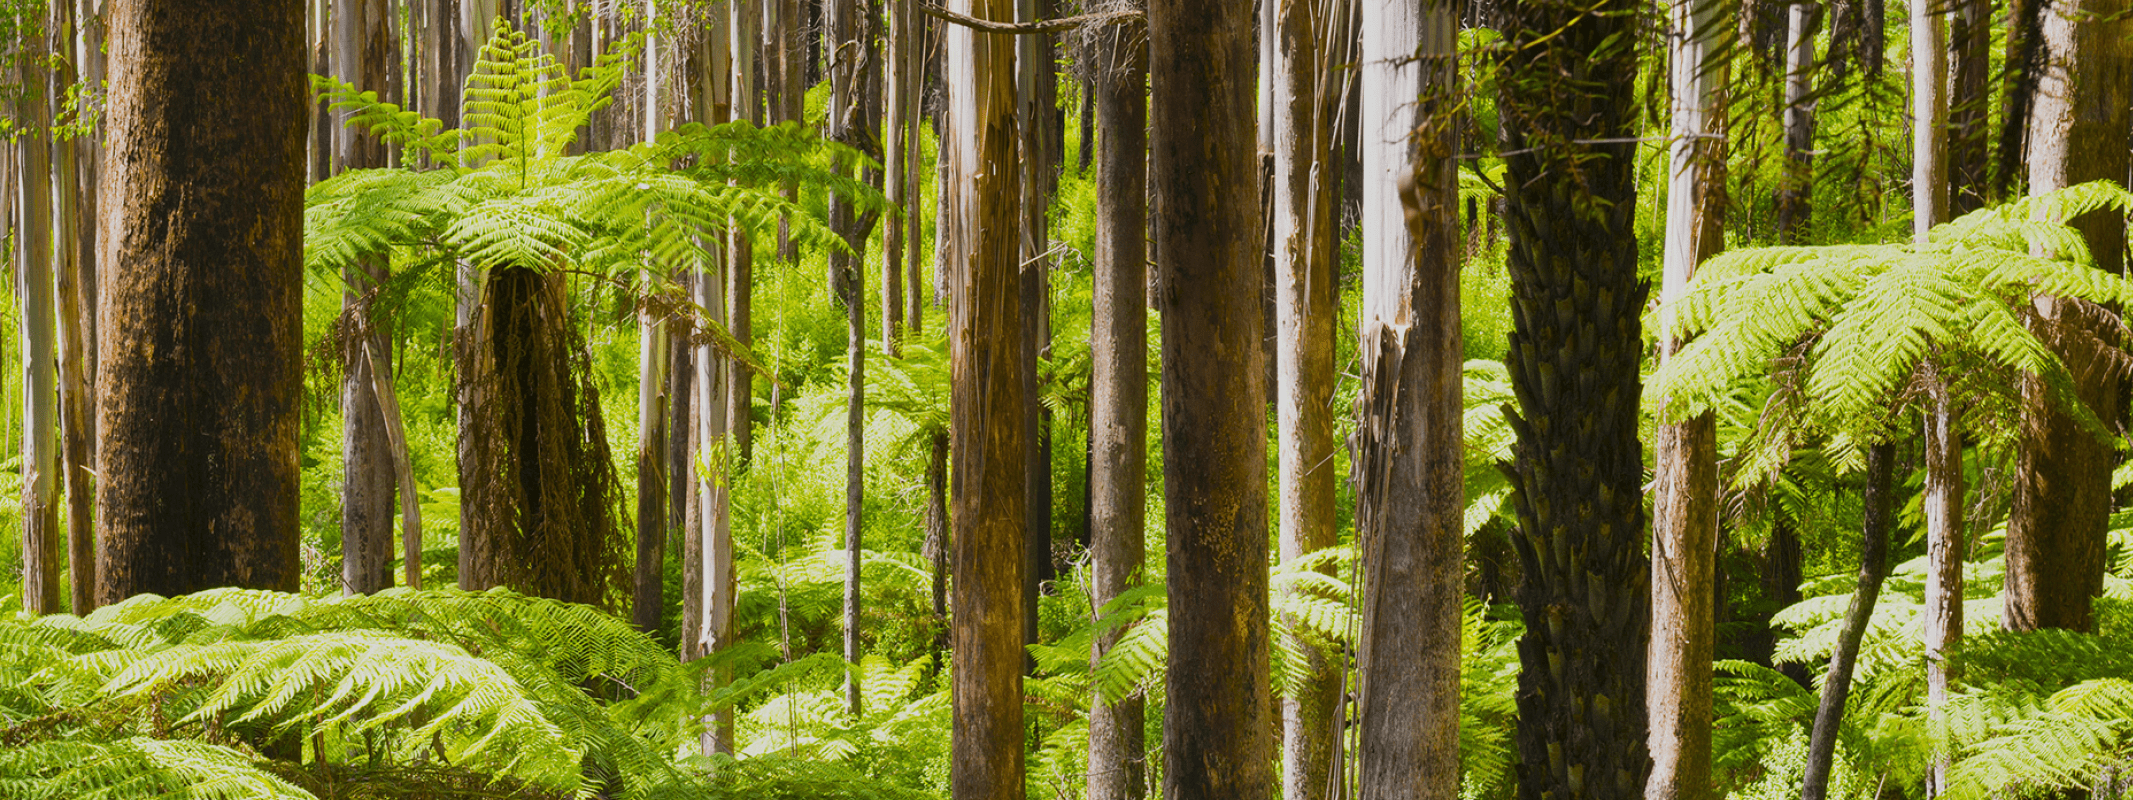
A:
97 0 306 602
1086 6 1148 799
1497 0 1651 796
2004 0 2130 636
1148 1 1272 799
1353 5 1463 800
945 1 1028 797
1801 441 1895 800
1649 0 1727 794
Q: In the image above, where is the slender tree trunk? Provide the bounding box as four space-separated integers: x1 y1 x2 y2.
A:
1922 374 1964 800
2004 0 2130 636
97 0 306 603
924 429 951 662
1761 518 1807 684
1017 0 1055 669
1148 2 1272 798
696 257 736 755
1776 0 1815 244
1947 0 1989 214
1276 0 1344 791
730 0 760 469
1801 441 1896 800
827 0 884 718
884 0 910 355
635 295 671 632
51 0 96 616
18 33 62 615
946 1 1028 796
1911 0 1948 242
1993 0 2044 202
1649 0 1727 794
1497 0 1651 796
337 0 398 596
1354 5 1463 800
1086 7 1147 799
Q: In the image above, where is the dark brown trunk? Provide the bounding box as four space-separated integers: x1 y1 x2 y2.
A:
634 312 670 633
1086 8 1147 798
827 0 883 718
924 429 951 662
1775 0 1815 244
1353 6 1463 800
1993 0 2045 203
1801 441 1895 800
1947 0 1990 215
1497 0 1650 795
946 2 1028 797
1761 516 1807 685
1148 2 1273 799
2004 0 2130 635
97 0 307 603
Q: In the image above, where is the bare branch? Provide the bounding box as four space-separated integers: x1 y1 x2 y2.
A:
917 3 1142 34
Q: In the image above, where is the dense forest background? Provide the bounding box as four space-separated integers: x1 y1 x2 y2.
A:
1 0 2132 799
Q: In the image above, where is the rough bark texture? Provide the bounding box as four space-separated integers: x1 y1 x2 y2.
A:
1276 0 1344 797
945 1 1027 797
1018 0 1056 671
2004 0 2130 636
97 0 306 603
1775 0 1815 245
1947 0 1990 214
1801 442 1895 800
1086 8 1147 800
1496 0 1651 796
337 0 398 596
1923 377 1964 800
19 33 62 615
1649 0 1727 793
1354 6 1463 800
1993 0 2044 202
1148 1 1273 799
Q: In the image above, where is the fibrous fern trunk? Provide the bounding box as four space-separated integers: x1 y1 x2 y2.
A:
1086 6 1147 799
1650 0 1727 793
1802 442 1895 800
1496 0 1651 796
945 1 1029 797
2004 0 2130 636
1354 5 1463 800
1275 0 1344 795
97 0 306 602
1147 1 1273 798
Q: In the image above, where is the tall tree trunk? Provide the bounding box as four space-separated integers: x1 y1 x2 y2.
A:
883 0 910 355
924 429 950 662
1776 0 1815 245
1762 516 1807 685
53 0 96 616
1086 7 1147 799
337 0 398 596
453 2 498 590
1354 4 1463 800
1801 441 1896 800
1017 0 1055 669
1275 0 1343 794
731 0 759 470
1497 0 1651 796
18 29 62 615
1649 0 1727 793
1947 0 1988 214
828 0 884 718
2004 0 2130 636
1911 0 1948 242
1922 373 1964 800
696 258 737 754
97 0 306 602
1148 1 1272 798
945 2 1028 797
635 295 671 632
1993 0 2045 202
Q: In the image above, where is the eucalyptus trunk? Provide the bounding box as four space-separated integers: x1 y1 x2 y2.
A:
1922 375 1964 800
50 0 96 616
18 37 61 615
634 298 671 632
1993 0 2044 202
1776 0 1815 245
827 0 884 719
97 0 306 602
1086 6 1147 799
2004 0 2130 635
1147 2 1272 799
337 0 399 596
1017 0 1054 667
945 2 1028 797
1497 0 1651 796
1649 0 1727 794
1354 5 1463 800
1801 442 1895 800
1947 0 1988 213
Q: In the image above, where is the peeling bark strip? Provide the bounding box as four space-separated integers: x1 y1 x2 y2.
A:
97 0 307 603
1148 0 1273 798
1353 5 1463 800
1496 0 1651 796
945 0 1029 797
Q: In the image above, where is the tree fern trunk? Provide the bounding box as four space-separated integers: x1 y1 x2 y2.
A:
1086 6 1147 797
946 1 1029 796
2004 0 2129 636
1148 1 1273 798
97 0 306 602
1277 0 1345 797
1354 5 1463 800
1496 0 1651 796
1802 441 1895 800
1650 0 1728 792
